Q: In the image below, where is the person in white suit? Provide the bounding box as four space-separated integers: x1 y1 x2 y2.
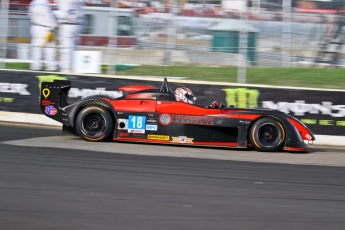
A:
54 0 84 72
28 0 58 71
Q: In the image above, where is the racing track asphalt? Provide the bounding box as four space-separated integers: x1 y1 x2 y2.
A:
0 122 345 230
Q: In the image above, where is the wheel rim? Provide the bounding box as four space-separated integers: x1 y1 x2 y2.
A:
257 123 281 147
81 113 107 138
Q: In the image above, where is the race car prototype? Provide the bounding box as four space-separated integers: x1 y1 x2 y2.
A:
40 78 315 152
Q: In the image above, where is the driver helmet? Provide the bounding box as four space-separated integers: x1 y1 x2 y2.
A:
174 87 196 104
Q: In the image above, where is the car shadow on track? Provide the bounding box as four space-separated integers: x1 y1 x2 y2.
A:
65 134 338 154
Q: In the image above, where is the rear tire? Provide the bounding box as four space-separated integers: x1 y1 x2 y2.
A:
75 106 113 141
248 117 285 152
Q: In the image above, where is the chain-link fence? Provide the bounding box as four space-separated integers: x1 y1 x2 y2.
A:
1 0 345 81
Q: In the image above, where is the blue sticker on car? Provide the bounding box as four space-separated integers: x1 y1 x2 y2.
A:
128 115 146 133
146 124 158 131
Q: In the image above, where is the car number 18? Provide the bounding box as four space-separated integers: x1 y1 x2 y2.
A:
128 115 146 130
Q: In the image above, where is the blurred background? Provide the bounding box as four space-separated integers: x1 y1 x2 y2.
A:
0 0 345 82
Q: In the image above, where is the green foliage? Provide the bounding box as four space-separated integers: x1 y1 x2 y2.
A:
6 62 30 70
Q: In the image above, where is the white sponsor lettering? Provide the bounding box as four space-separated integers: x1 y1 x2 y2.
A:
305 134 312 140
0 83 30 95
262 100 345 118
146 125 158 131
68 87 122 98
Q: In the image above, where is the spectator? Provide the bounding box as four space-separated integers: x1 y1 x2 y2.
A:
54 0 84 72
28 0 58 71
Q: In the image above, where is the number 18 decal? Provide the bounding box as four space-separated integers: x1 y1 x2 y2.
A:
128 115 146 133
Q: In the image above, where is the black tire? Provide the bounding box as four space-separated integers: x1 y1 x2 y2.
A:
75 106 113 141
248 117 285 152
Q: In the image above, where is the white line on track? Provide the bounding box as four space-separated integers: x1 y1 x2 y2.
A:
0 121 61 129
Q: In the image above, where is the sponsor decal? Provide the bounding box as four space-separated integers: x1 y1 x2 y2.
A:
41 87 55 105
128 115 146 133
147 118 157 124
146 124 158 131
172 115 214 125
42 88 50 99
41 100 55 106
128 129 145 134
126 93 152 99
305 134 312 140
68 87 122 99
119 132 130 137
159 114 172 126
148 134 170 140
172 136 194 144
223 88 260 108
119 132 145 138
45 105 57 115
0 83 30 95
132 133 145 138
0 97 14 102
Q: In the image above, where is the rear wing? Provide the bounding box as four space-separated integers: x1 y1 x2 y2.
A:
40 80 71 125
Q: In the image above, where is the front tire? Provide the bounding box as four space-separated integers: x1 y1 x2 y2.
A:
75 106 113 141
248 117 285 152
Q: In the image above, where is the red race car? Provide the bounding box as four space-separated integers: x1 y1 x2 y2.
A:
40 78 315 152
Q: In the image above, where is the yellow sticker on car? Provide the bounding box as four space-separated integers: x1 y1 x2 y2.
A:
148 134 170 140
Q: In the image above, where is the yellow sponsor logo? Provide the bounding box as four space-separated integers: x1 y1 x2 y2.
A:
148 134 170 140
42 88 50 99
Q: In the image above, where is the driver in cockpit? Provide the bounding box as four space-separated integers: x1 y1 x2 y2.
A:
174 87 221 109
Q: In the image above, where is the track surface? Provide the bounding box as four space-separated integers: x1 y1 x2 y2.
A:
1 123 345 230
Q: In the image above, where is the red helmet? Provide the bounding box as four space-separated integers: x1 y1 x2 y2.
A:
174 87 197 104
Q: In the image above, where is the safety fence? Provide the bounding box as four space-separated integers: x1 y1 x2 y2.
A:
1 2 345 82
